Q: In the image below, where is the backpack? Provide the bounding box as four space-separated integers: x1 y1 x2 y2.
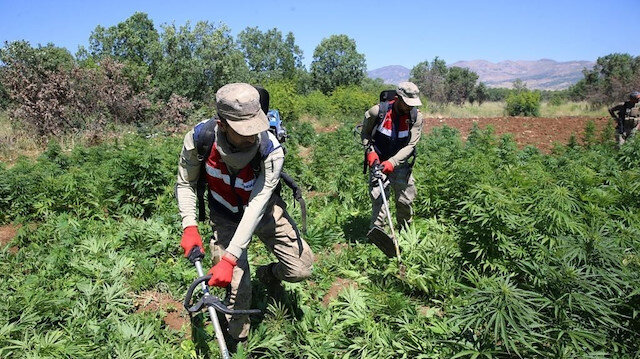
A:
194 86 306 232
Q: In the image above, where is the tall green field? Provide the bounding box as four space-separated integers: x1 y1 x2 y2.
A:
1 118 639 358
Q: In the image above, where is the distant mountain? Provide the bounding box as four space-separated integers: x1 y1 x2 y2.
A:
367 65 410 86
451 59 594 90
367 59 594 90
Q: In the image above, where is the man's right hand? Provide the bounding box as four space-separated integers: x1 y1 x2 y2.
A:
180 226 204 257
366 151 380 167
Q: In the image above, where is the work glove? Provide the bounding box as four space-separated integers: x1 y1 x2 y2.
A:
207 255 237 287
180 226 204 258
366 151 380 167
381 160 394 174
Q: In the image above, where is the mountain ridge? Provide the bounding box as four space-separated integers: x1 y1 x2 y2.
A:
367 59 594 90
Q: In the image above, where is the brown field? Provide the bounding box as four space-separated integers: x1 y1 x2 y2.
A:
423 116 611 152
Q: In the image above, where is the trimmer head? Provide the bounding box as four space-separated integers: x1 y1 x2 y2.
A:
367 226 396 258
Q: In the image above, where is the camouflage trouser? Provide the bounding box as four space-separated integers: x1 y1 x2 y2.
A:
369 165 416 231
209 196 314 340
616 119 639 148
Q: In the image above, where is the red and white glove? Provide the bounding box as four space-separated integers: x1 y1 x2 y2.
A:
207 255 237 287
180 226 204 258
366 151 380 167
380 160 394 174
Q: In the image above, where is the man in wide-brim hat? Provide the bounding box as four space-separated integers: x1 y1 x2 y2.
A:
176 83 314 346
361 82 424 245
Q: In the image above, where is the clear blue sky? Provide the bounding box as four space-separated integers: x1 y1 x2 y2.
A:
1 0 638 70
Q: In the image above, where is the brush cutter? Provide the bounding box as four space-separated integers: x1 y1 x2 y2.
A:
184 247 261 359
367 163 406 276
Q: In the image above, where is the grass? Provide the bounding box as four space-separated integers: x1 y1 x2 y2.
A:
423 101 609 118
539 100 608 117
425 101 506 118
0 111 41 164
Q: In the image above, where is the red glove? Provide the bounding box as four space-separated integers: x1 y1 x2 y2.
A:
180 226 204 258
381 161 394 174
208 255 237 287
366 151 380 167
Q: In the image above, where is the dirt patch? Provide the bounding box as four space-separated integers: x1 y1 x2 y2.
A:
306 190 331 199
0 224 20 254
298 145 313 164
332 243 348 255
316 124 339 133
418 305 445 318
134 291 188 332
322 277 358 307
298 115 340 134
423 116 610 153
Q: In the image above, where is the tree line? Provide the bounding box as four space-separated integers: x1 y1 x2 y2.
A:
0 12 372 137
1 12 638 138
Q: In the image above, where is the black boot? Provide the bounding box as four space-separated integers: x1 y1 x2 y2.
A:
256 262 285 300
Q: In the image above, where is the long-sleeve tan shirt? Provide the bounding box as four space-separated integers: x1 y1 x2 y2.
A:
176 122 284 258
360 104 423 167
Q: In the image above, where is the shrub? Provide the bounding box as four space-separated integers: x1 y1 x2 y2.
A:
330 85 376 117
264 79 302 121
1 56 152 138
505 90 541 116
548 92 566 106
155 93 194 133
299 90 333 118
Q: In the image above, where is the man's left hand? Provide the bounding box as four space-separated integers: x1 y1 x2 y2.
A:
207 255 237 287
381 161 394 174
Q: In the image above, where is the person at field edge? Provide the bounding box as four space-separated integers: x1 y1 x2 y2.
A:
609 91 640 148
175 83 314 345
361 81 423 235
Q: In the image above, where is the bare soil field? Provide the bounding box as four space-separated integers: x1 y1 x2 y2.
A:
423 116 610 152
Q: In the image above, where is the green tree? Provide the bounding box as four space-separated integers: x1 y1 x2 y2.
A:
310 35 366 94
87 12 162 91
410 57 448 103
0 40 74 72
237 27 304 81
446 66 479 104
88 12 161 68
469 82 489 105
153 21 249 103
570 53 640 105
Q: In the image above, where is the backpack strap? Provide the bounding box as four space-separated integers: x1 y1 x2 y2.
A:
372 101 390 138
193 119 217 222
250 131 275 174
409 107 417 126
408 107 418 167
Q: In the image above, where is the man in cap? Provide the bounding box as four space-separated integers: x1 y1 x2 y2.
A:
609 91 640 147
176 83 314 344
360 81 423 242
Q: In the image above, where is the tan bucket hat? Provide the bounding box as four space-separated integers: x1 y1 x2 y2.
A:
215 83 269 136
396 81 422 107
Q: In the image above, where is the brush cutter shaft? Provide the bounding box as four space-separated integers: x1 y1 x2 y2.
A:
372 164 401 261
194 260 230 359
377 177 396 240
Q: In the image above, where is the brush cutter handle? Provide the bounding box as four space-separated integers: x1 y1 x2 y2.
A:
183 274 262 315
371 161 385 179
187 246 205 264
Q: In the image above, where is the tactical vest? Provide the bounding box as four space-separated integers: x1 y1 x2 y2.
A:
194 119 279 221
371 99 416 161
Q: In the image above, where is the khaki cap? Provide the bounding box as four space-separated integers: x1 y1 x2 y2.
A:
215 83 269 136
396 81 422 107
